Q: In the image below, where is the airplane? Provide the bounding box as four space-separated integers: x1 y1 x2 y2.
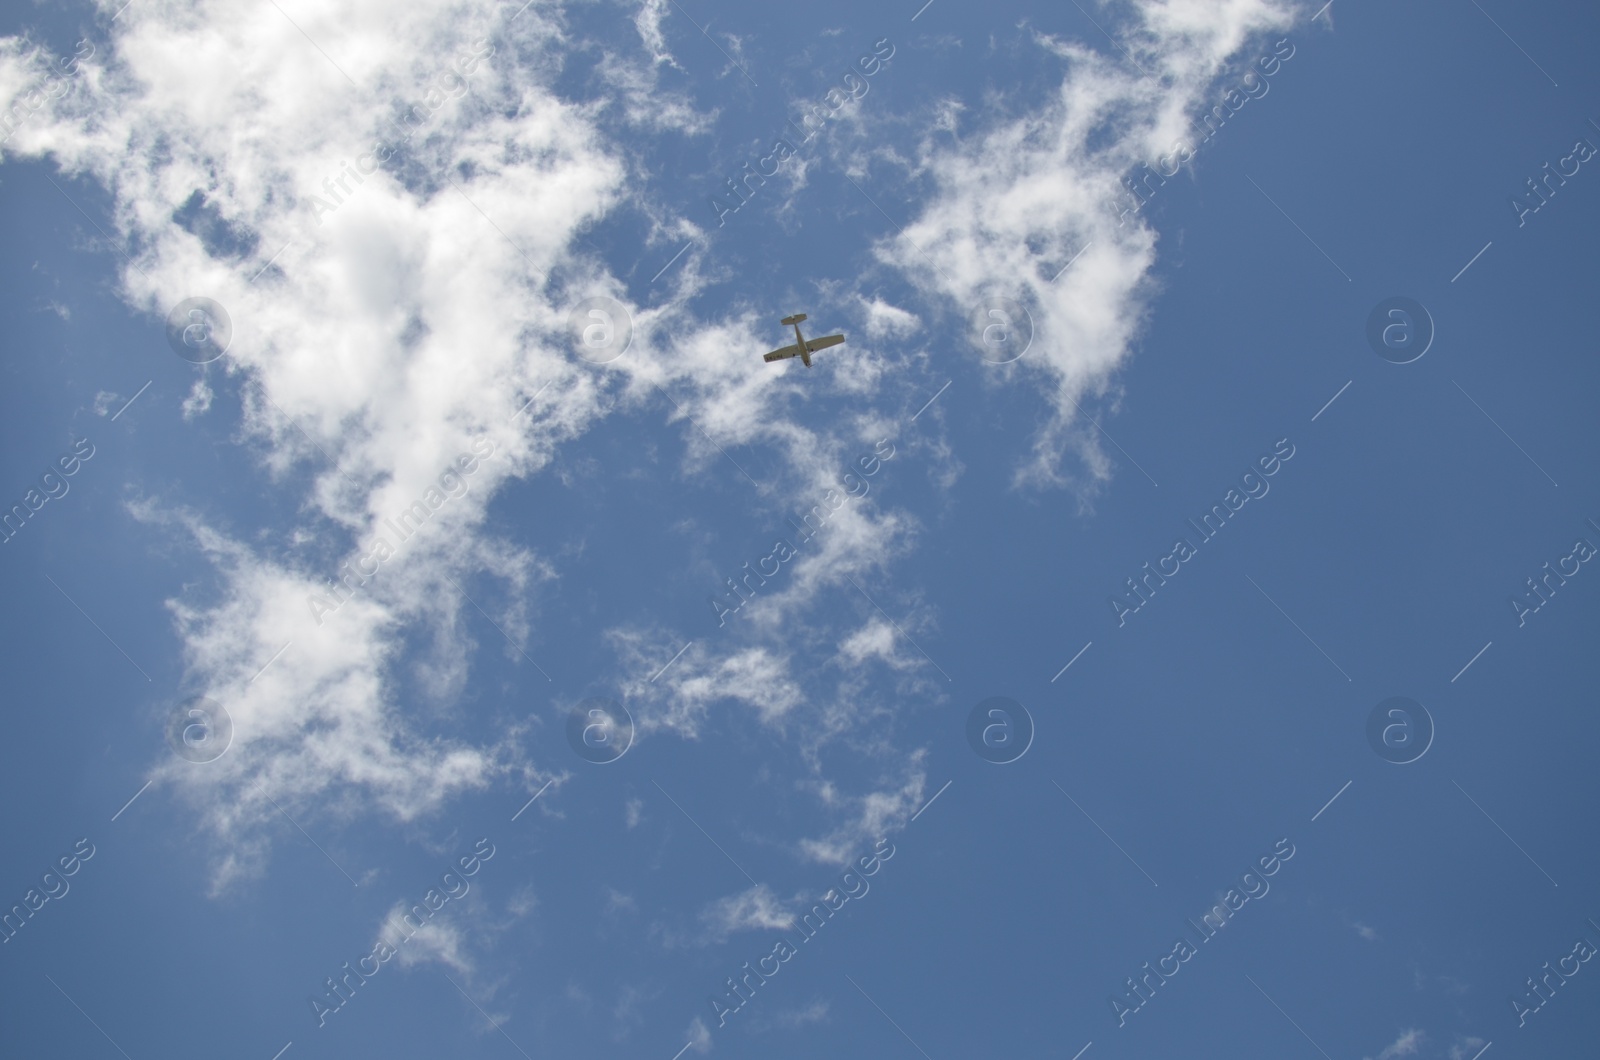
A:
763 314 844 368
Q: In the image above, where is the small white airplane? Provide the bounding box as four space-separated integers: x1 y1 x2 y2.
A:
763 314 844 368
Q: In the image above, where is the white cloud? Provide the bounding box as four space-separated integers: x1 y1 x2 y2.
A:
0 0 1305 892
0 0 618 887
683 1016 713 1054
634 0 681 69
595 47 716 134
181 377 214 419
838 617 915 670
875 0 1299 490
610 633 807 738
604 888 636 917
796 756 926 865
698 884 798 943
610 983 652 1039
507 884 539 919
744 999 830 1031
1365 1028 1424 1060
858 296 921 341
379 900 473 976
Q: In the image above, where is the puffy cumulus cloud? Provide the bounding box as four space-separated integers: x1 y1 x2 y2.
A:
858 296 921 342
876 0 1301 490
144 499 558 814
0 0 629 887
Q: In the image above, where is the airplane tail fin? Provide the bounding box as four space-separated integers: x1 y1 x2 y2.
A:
781 313 808 326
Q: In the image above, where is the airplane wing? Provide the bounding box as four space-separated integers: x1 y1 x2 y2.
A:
763 343 803 362
804 333 845 353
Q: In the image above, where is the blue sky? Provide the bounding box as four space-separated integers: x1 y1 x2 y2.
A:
2 0 1599 1057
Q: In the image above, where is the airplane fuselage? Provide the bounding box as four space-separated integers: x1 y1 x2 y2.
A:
764 312 841 369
